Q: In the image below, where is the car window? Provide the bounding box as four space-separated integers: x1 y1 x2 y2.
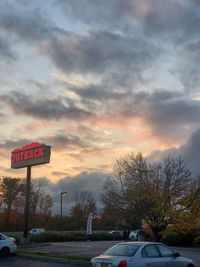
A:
105 244 139 256
142 245 160 258
157 245 175 257
0 234 5 240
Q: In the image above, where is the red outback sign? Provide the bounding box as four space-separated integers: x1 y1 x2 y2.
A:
11 142 51 169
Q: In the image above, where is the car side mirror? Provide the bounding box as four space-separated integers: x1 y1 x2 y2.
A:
174 252 180 257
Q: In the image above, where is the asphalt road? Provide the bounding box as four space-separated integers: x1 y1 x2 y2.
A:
20 240 200 265
0 256 81 267
1 242 200 267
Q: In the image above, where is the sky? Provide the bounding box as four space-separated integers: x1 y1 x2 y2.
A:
0 0 200 213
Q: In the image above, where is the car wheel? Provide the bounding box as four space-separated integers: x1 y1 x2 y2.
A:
187 264 194 267
0 247 10 257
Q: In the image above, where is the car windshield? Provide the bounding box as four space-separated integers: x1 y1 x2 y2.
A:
104 244 139 257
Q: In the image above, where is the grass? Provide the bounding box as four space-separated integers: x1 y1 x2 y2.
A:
17 248 91 262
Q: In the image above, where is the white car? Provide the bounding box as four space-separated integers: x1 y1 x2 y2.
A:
129 230 141 240
91 241 197 267
0 233 17 257
29 228 45 235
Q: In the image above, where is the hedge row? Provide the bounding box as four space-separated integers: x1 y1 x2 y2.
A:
161 228 200 247
7 229 200 246
30 232 123 243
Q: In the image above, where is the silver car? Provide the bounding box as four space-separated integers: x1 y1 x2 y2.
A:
91 242 196 267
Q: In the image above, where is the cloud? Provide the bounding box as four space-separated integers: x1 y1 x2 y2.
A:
51 171 70 177
43 172 109 214
0 139 32 150
2 87 200 144
0 4 60 43
175 41 200 92
56 0 125 30
0 91 93 121
119 90 200 140
149 128 200 177
0 36 16 60
45 134 92 150
69 83 130 101
179 129 200 177
57 0 200 41
136 1 198 38
41 30 159 80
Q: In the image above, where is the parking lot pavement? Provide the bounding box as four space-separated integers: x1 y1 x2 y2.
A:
21 240 200 264
0 256 84 267
173 247 200 266
23 240 118 256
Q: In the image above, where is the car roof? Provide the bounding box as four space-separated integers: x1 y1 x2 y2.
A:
115 241 162 246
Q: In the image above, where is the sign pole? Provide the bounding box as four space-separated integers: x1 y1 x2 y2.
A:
11 142 51 243
23 166 31 238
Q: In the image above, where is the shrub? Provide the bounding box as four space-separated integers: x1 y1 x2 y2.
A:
31 232 87 242
194 236 200 247
161 227 200 246
90 232 123 241
30 231 124 243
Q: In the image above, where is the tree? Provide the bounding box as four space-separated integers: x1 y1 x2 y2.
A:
102 153 200 239
39 194 53 216
0 176 24 227
29 178 53 226
70 190 96 230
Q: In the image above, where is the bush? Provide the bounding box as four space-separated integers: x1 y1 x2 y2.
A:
194 236 200 247
161 227 200 246
31 232 87 242
30 231 124 243
90 232 123 241
5 232 21 244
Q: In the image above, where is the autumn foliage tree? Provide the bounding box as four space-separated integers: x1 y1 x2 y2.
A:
102 153 200 239
0 176 53 231
0 176 25 228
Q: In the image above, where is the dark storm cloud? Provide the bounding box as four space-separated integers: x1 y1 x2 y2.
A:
47 172 109 214
149 128 200 178
0 91 93 121
41 30 158 76
180 129 200 177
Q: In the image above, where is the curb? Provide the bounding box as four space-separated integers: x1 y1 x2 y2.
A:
17 253 90 266
18 243 52 249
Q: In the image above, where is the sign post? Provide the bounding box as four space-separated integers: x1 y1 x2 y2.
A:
23 166 31 238
11 142 51 242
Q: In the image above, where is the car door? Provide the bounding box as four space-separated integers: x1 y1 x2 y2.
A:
0 234 6 250
141 244 166 267
156 244 182 267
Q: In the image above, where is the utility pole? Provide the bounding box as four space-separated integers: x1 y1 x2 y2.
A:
60 192 67 221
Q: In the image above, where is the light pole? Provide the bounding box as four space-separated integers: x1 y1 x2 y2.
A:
60 192 67 221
